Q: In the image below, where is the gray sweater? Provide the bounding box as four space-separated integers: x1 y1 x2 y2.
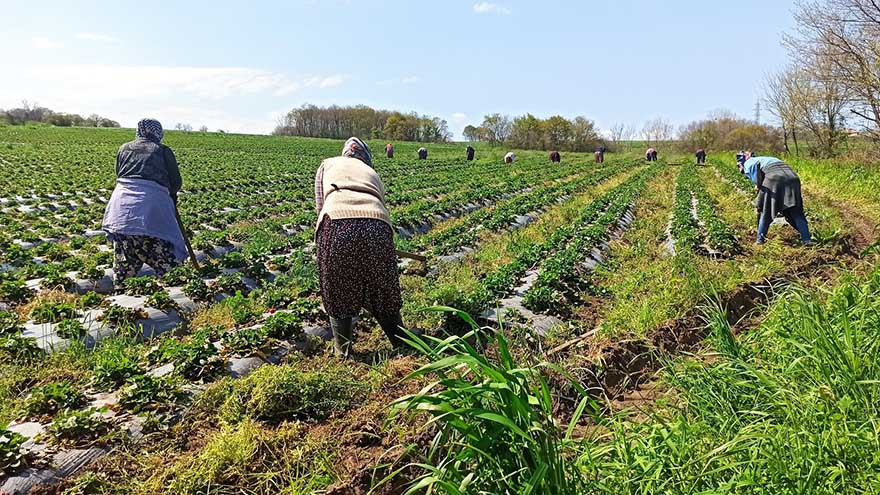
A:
116 138 182 197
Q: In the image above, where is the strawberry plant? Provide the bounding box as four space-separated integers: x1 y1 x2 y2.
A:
30 300 78 323
0 426 26 476
91 347 142 391
123 276 161 296
47 407 110 446
0 310 21 337
24 381 87 416
183 279 216 302
0 334 43 364
118 375 184 413
0 279 32 304
145 290 177 311
262 311 302 339
79 291 104 308
98 305 147 328
56 319 87 339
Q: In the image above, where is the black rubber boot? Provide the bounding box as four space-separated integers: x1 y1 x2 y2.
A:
376 313 406 348
329 316 355 357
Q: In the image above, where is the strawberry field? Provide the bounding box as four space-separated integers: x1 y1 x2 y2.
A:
1 127 879 494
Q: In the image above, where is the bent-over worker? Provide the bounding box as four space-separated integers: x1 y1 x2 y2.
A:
466 145 475 161
696 148 706 164
314 137 407 356
504 152 516 164
417 147 428 160
646 148 658 162
385 143 394 159
595 147 604 163
102 119 186 292
743 156 811 245
549 150 561 163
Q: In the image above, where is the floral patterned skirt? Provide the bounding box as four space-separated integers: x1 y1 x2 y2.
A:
316 217 403 319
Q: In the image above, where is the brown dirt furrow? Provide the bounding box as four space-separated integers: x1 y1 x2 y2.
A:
554 226 875 414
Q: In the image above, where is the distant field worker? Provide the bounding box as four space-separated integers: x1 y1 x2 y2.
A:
314 137 406 356
595 147 604 163
102 118 186 292
646 148 658 161
466 145 475 161
549 150 561 163
696 148 706 164
417 147 428 160
385 143 393 159
504 152 516 164
742 156 811 245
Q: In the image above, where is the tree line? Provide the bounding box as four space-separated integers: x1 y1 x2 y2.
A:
272 104 451 143
677 110 784 154
761 0 880 157
463 113 603 152
0 101 120 128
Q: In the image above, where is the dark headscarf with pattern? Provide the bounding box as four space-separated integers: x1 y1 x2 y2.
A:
136 118 164 144
342 137 373 168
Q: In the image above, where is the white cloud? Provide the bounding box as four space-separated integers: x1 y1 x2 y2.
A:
303 74 346 89
76 32 117 42
2 65 344 102
33 37 62 49
450 113 468 126
401 76 420 85
473 2 511 15
0 65 348 134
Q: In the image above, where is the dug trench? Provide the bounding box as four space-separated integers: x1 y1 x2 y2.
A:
548 215 878 416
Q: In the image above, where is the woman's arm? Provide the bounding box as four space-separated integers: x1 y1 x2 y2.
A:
163 146 183 198
314 163 325 214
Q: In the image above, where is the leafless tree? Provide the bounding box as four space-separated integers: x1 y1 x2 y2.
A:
788 0 880 141
642 117 674 145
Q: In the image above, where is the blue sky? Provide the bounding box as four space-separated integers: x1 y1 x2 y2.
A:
0 0 797 138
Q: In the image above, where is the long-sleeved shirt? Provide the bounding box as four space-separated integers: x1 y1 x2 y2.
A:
116 138 182 197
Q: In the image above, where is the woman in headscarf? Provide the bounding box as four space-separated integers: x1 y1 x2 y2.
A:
417 147 428 160
314 137 406 356
385 143 394 159
549 150 561 163
466 145 475 161
102 119 186 292
504 152 516 164
742 156 811 245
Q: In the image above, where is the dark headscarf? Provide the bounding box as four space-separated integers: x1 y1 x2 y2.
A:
342 137 373 167
136 118 164 143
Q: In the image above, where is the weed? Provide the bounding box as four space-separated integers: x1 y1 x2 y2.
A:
218 363 364 424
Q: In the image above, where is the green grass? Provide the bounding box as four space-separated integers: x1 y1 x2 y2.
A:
575 263 880 493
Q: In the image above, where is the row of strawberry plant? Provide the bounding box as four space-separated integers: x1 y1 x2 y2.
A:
713 160 754 195
432 166 657 319
671 163 738 255
521 165 657 312
399 158 636 256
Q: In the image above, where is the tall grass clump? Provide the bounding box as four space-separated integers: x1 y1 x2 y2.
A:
384 307 596 495
577 267 880 494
